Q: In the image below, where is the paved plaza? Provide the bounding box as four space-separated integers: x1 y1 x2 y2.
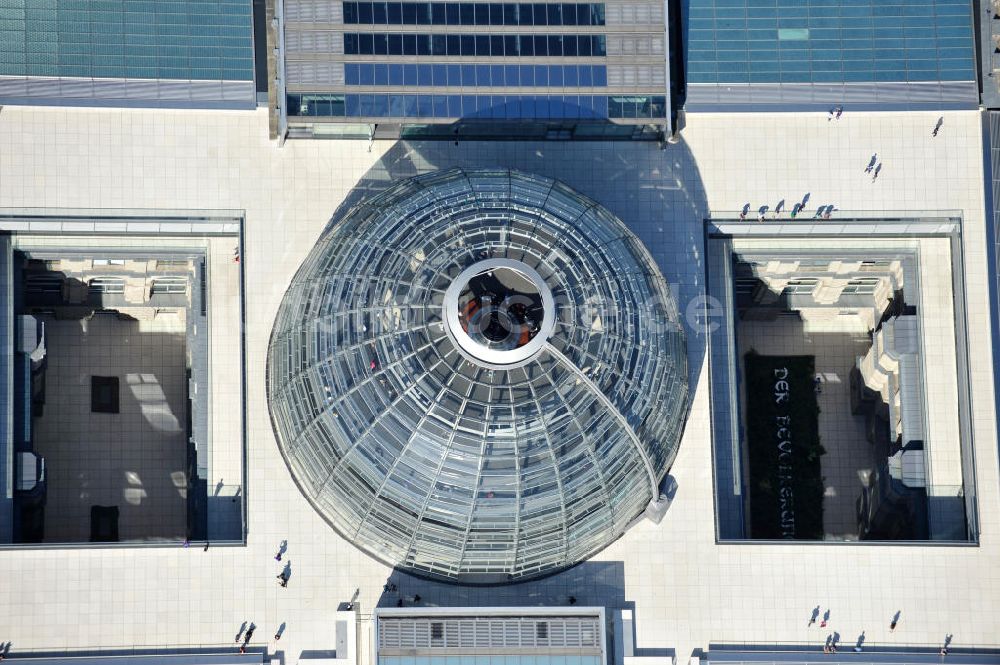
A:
0 107 997 659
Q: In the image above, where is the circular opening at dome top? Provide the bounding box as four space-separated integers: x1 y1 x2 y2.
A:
444 258 555 367
458 266 543 348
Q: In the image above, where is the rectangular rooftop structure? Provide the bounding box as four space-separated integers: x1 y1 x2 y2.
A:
0 0 256 109
373 607 606 665
684 0 978 111
273 0 673 140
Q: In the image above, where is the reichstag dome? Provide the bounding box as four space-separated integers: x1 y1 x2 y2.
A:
267 168 689 583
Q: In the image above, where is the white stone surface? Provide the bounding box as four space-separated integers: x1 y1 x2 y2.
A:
0 107 997 662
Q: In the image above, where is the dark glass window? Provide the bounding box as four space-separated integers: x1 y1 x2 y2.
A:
517 3 532 25
403 94 417 116
531 64 545 85
340 62 607 88
389 94 405 116
404 63 418 85
345 33 609 58
504 4 518 26
548 35 562 56
388 33 403 55
561 3 576 25
416 3 431 24
433 94 448 116
475 34 491 55
345 94 359 116
490 34 504 56
489 3 504 25
546 4 561 25
432 63 447 85
504 35 519 56
344 2 604 26
563 35 577 56
389 64 404 84
344 2 358 24
345 63 359 85
459 3 474 24
417 94 433 115
403 33 417 55
533 3 547 25
312 98 333 116
462 95 476 115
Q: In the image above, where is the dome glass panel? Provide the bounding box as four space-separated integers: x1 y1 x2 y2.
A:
266 168 688 583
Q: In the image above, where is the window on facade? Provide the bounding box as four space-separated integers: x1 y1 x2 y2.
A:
155 259 189 269
783 278 818 295
343 33 607 57
840 277 880 295
341 1 607 26
151 277 188 295
89 277 126 294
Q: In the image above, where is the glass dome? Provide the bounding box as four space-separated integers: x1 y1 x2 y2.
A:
267 168 688 583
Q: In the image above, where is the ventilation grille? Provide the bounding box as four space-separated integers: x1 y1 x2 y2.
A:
286 60 345 85
285 30 344 54
606 35 664 56
378 615 601 650
607 65 665 87
605 3 663 25
284 0 342 22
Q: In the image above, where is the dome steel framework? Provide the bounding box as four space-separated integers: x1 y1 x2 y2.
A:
267 168 688 583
